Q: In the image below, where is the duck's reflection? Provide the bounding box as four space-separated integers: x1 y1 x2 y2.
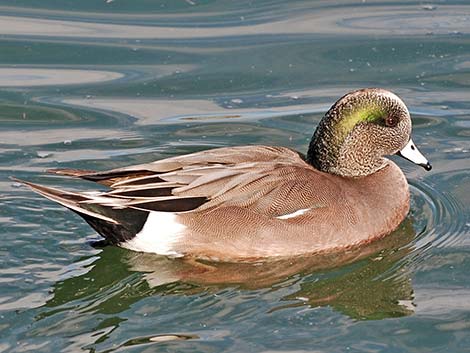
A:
45 218 416 321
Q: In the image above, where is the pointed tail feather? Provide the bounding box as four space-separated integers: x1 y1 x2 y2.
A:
12 177 117 223
12 178 149 244
47 168 157 186
46 168 97 177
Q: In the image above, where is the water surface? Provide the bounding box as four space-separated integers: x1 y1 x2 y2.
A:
1 1 470 352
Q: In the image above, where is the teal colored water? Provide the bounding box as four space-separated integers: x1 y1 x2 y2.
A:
1 1 470 352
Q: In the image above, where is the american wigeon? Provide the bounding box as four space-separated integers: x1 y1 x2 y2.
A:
15 88 432 261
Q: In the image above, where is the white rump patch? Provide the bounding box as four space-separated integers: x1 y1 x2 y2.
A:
276 208 310 220
121 211 185 257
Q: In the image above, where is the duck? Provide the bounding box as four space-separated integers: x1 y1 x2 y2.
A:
15 88 432 262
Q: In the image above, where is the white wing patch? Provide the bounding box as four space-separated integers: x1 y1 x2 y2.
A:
121 211 185 257
276 208 310 220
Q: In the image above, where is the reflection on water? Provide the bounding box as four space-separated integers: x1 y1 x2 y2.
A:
84 221 417 309
1 5 469 38
34 219 415 350
0 68 122 87
1 0 470 352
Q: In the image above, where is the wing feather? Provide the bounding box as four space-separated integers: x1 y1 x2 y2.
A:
41 146 310 215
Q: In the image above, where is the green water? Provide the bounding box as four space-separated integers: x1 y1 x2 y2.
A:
1 1 470 352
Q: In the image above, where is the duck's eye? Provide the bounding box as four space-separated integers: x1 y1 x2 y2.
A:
384 115 398 127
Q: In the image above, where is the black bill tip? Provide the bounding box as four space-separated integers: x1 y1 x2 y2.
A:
420 162 432 171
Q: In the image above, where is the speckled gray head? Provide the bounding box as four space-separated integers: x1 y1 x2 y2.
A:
307 88 431 177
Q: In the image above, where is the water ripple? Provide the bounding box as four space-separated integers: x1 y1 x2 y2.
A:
1 1 470 351
1 5 469 40
0 68 122 87
411 181 467 249
384 178 470 282
341 7 470 35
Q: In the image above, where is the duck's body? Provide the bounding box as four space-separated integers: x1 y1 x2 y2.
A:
16 89 431 261
169 156 409 261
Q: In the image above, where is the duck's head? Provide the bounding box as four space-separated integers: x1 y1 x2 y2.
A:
307 88 432 177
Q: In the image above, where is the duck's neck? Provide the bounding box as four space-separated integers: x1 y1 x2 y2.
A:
306 122 343 175
306 121 386 178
